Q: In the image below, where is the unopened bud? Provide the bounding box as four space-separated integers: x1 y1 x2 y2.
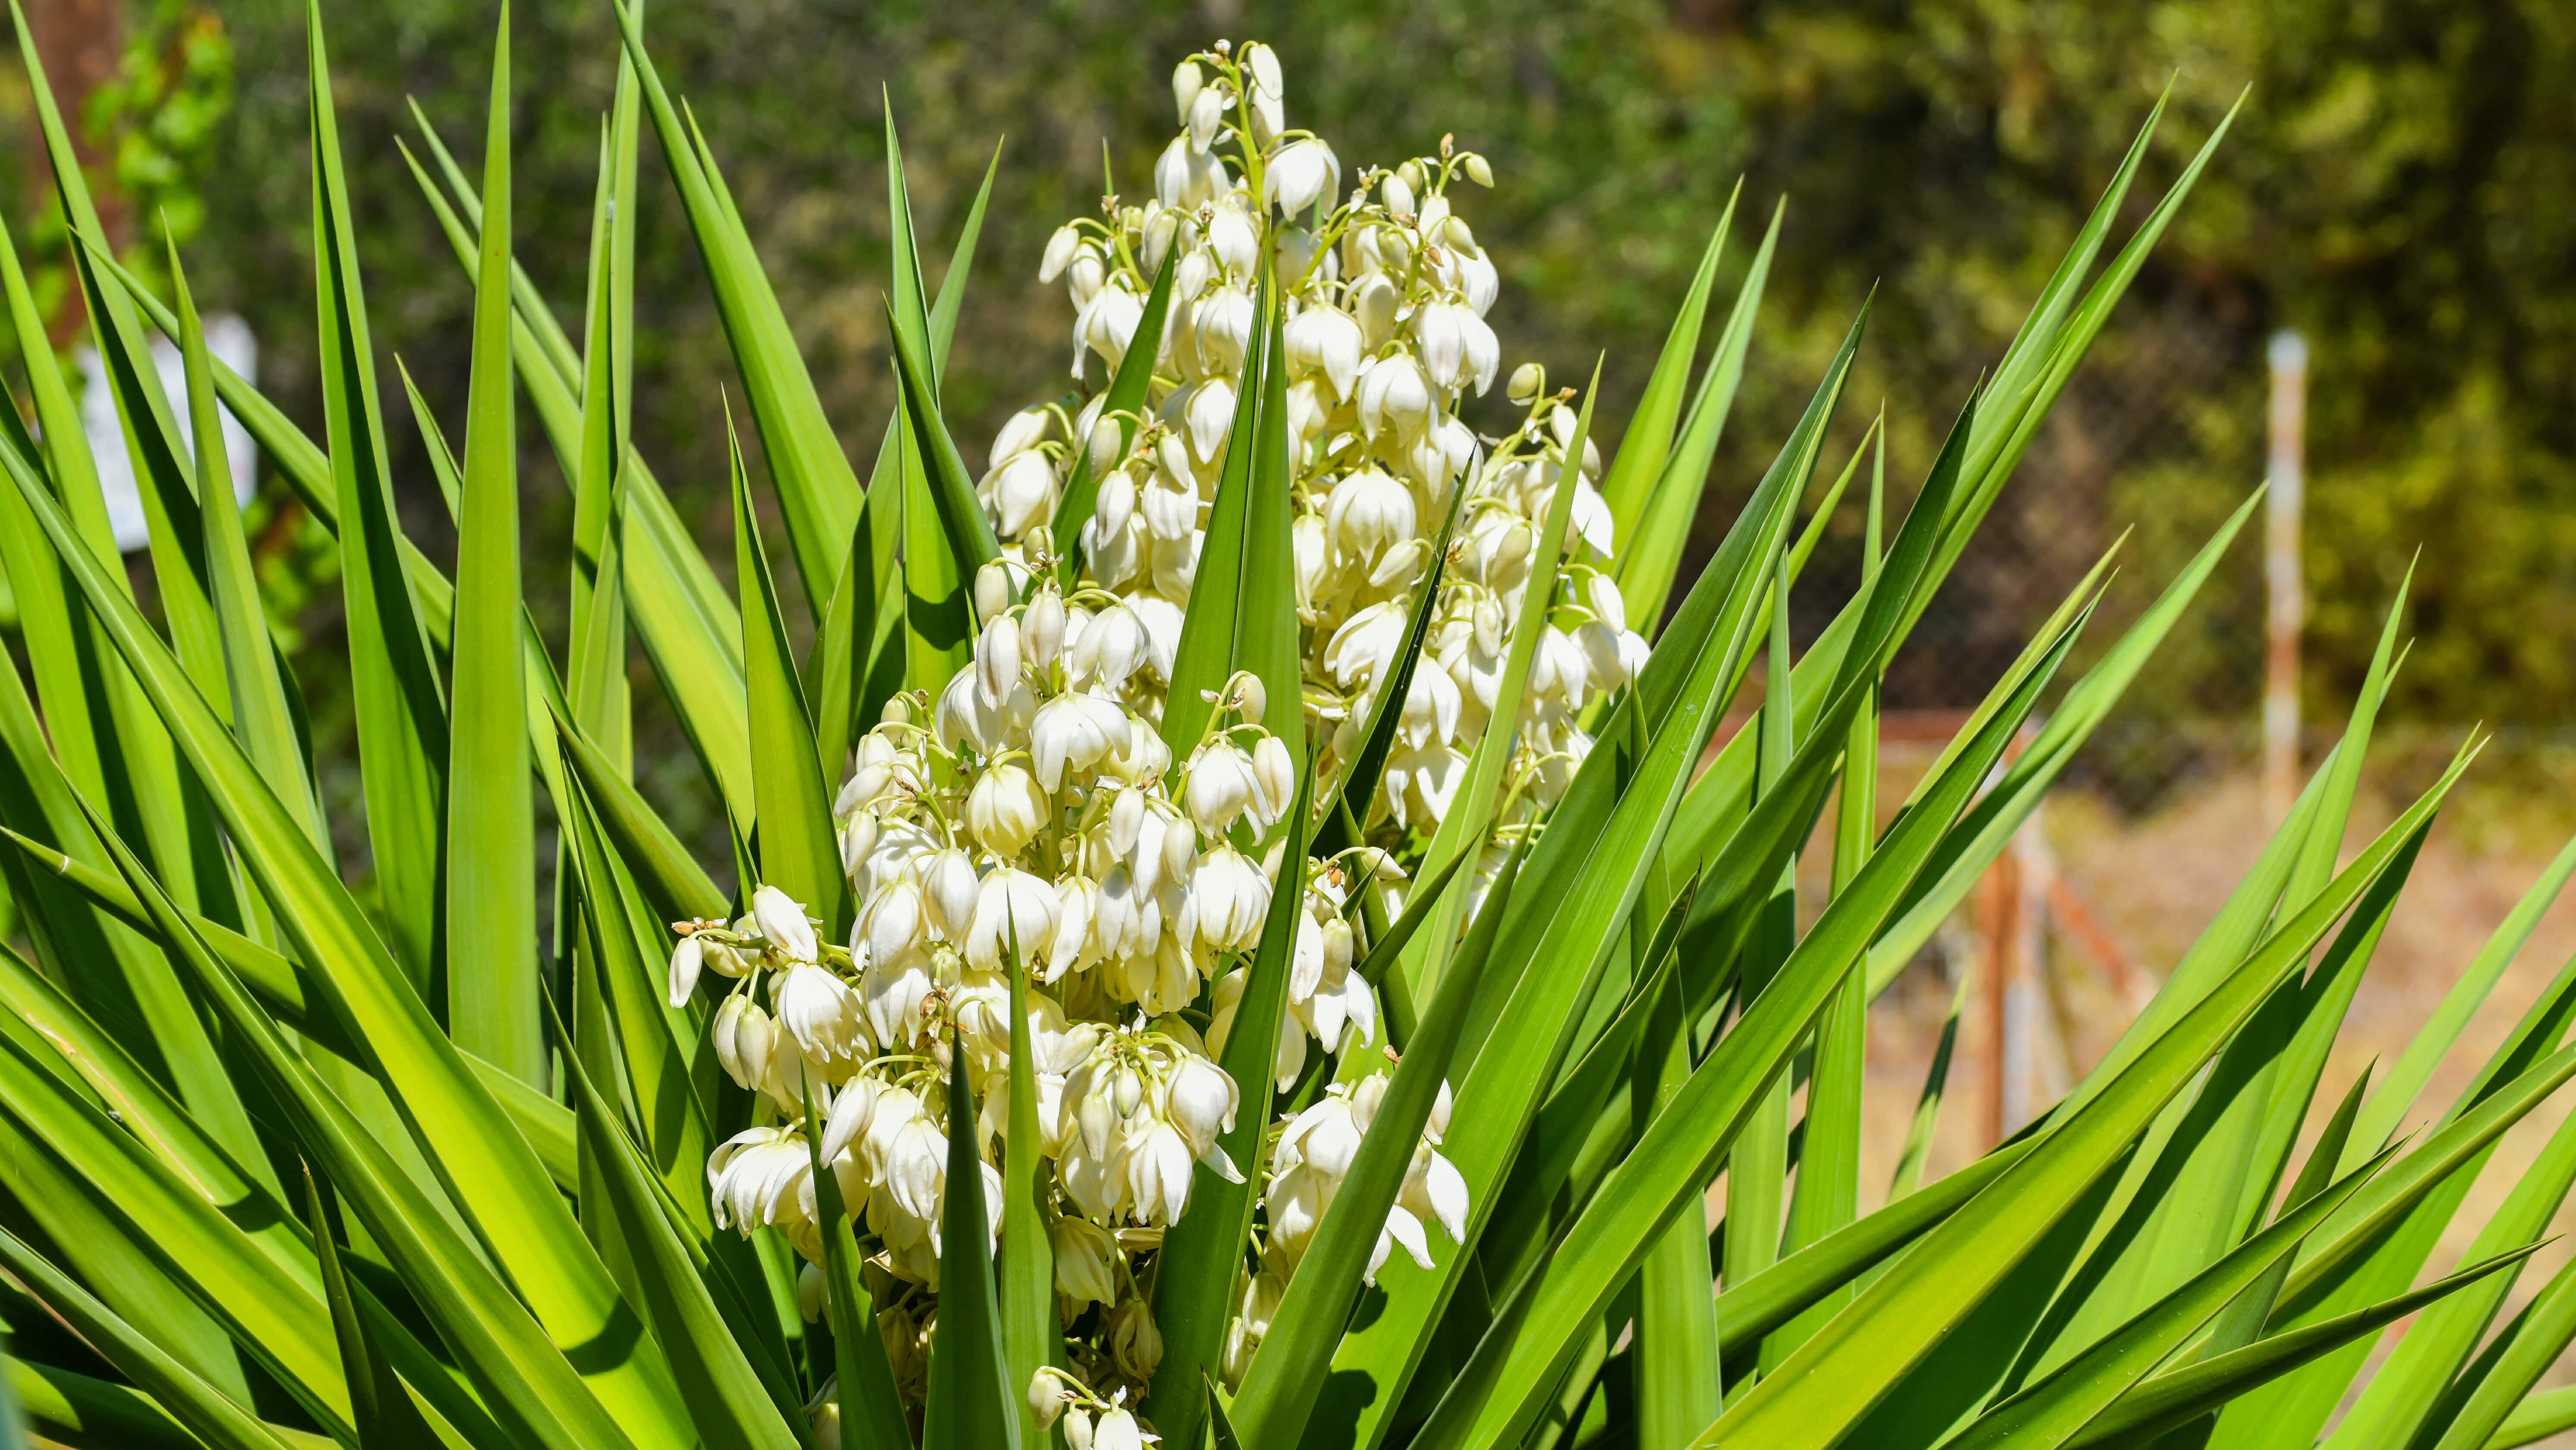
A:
975 559 1015 621
1381 171 1415 220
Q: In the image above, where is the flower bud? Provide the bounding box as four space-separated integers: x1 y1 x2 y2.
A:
976 559 1017 622
1349 271 1399 348
976 614 1023 709
1461 153 1494 187
1508 360 1545 404
1241 41 1285 141
1186 84 1226 154
1066 242 1104 309
819 1073 881 1161
1141 207 1181 273
715 994 777 1092
667 934 704 1008
1030 1371 1068 1430
1233 673 1268 726
1026 590 1068 672
838 810 881 877
1171 59 1202 124
1039 225 1082 286
1381 170 1416 219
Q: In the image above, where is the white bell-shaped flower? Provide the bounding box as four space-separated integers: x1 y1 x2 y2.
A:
1077 282 1146 375
752 885 819 963
1365 1203 1436 1284
862 948 937 1051
1184 741 1261 835
1357 354 1435 444
1284 304 1362 400
1030 690 1131 792
980 450 1058 538
1048 875 1102 982
1193 284 1256 378
1265 138 1341 217
1250 734 1296 825
1052 1216 1120 1310
1324 600 1410 690
923 848 982 939
1404 1144 1470 1243
1206 206 1261 278
1182 377 1238 465
1185 83 1226 153
1325 464 1418 564
1153 134 1227 210
774 962 865 1063
967 867 1061 973
1070 601 1151 690
1124 1117 1198 1226
964 760 1050 857
1192 844 1272 953
819 1074 882 1162
1165 1052 1239 1153
1094 1404 1149 1450
1415 299 1499 396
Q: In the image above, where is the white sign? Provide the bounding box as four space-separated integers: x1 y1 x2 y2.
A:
75 314 260 554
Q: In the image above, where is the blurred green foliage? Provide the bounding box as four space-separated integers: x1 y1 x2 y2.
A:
5 0 2572 757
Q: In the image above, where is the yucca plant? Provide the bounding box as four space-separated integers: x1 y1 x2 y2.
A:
0 3 2570 1449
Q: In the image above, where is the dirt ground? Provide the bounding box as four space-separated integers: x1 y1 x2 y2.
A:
1840 766 2576 1441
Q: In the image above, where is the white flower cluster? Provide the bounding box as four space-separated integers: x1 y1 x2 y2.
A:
670 563 1463 1414
1219 1072 1467 1385
979 38 1649 860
